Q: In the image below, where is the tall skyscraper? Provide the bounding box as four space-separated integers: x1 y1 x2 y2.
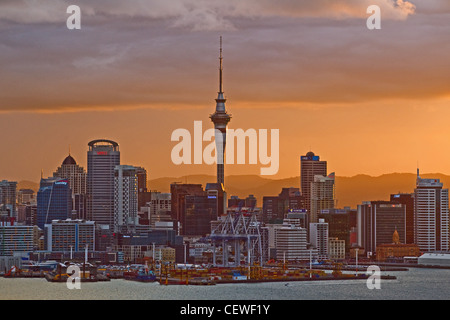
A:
210 36 231 187
309 219 329 260
310 173 335 223
170 183 205 235
36 178 72 229
390 193 415 244
114 165 139 234
135 166 151 211
414 170 449 252
300 151 327 216
357 200 406 257
53 153 87 219
205 182 226 216
184 190 219 236
87 139 120 230
0 180 17 219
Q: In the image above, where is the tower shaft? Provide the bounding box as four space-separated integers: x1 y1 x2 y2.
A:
210 36 231 187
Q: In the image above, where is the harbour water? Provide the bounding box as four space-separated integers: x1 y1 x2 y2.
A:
1 267 450 300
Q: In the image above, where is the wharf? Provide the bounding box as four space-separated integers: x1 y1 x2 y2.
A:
156 269 397 286
45 272 110 282
158 274 396 286
311 265 408 272
214 274 396 284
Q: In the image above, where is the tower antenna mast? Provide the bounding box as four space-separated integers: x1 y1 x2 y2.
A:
219 36 223 93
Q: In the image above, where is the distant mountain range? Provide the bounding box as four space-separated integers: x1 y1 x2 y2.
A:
19 172 450 209
147 172 450 209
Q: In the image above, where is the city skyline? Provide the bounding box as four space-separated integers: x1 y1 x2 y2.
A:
3 1 450 304
2 1 450 183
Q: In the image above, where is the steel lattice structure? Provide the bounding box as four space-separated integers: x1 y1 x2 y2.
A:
209 209 263 267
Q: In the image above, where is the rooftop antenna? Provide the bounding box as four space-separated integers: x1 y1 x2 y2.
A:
219 36 223 93
417 161 420 179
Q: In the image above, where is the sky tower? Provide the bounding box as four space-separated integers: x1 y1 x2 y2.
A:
210 36 231 187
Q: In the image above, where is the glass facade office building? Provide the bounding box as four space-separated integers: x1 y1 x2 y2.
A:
36 178 72 229
184 193 218 236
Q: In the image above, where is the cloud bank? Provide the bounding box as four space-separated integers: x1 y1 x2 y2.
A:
0 0 417 30
2 0 450 114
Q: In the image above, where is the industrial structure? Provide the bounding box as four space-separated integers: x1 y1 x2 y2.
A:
209 207 266 268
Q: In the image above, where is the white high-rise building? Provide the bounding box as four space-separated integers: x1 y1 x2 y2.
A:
415 170 449 252
274 225 311 261
114 165 139 234
309 219 329 260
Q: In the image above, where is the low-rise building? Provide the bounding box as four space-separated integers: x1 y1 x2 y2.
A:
328 238 346 261
375 229 421 262
0 224 40 256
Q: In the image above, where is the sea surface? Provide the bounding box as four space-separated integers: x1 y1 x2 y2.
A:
1 267 450 301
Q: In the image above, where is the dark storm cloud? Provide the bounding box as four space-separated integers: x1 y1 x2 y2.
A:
1 0 449 113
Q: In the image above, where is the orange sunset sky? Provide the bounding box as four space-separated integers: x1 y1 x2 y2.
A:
1 0 450 183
